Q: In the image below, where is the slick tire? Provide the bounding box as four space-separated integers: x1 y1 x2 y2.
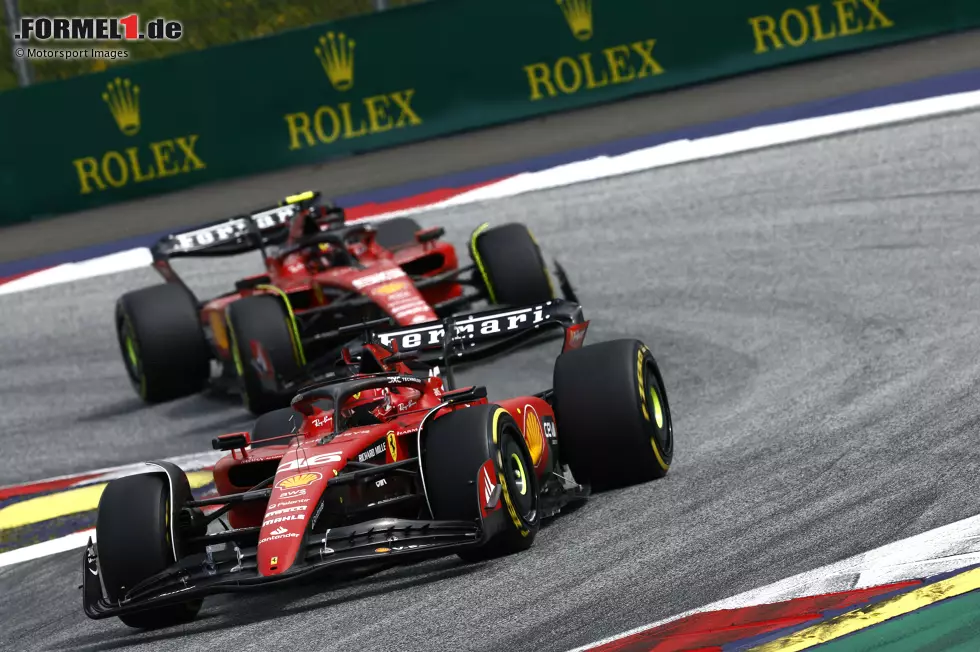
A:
470 223 556 307
553 339 673 491
374 217 422 250
250 407 301 448
423 404 540 561
226 295 302 416
96 473 203 629
115 284 210 403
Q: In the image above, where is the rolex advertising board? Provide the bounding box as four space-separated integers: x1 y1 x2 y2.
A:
0 0 977 225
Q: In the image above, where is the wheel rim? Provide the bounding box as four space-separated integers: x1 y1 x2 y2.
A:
500 429 536 521
645 366 672 458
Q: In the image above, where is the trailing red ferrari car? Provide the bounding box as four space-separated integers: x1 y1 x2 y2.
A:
114 190 577 414
84 299 674 629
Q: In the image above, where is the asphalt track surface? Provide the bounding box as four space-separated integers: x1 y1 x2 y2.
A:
5 108 980 651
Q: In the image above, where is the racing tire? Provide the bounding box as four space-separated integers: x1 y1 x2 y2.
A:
470 223 556 307
423 404 540 561
374 217 422 250
226 295 302 416
250 407 301 448
115 284 210 403
96 473 203 629
553 339 673 491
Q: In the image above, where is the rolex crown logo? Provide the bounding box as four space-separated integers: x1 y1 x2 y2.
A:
102 77 141 136
314 31 356 91
557 0 593 41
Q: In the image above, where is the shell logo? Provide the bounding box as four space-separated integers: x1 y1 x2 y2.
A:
523 406 545 466
276 472 322 489
375 281 406 295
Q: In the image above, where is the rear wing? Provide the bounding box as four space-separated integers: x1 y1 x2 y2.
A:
375 298 589 362
150 190 343 260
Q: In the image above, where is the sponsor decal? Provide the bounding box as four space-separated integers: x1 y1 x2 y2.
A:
278 452 343 473
165 204 299 253
374 281 406 295
377 306 548 352
277 489 308 500
264 514 306 526
270 556 278 566
564 322 589 350
264 505 307 517
270 526 287 535
523 405 546 466
523 2 664 103
73 77 209 197
358 441 386 462
375 547 391 553
284 31 423 153
748 0 894 55
397 399 418 412
543 417 557 444
311 501 326 530
313 416 330 428
375 478 387 488
386 430 398 462
351 268 407 290
259 532 301 544
276 472 322 490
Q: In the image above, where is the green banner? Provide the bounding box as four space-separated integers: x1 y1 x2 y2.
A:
1 0 978 224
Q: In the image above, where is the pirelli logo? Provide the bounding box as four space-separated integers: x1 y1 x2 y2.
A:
378 305 553 352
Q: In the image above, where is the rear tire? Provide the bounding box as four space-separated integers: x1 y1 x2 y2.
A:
553 339 673 491
226 295 301 416
470 223 556 306
374 217 422 250
250 407 301 448
115 284 210 403
96 473 202 629
423 404 539 561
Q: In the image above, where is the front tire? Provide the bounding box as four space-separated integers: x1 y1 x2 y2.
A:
423 404 540 560
96 473 202 629
226 295 302 415
115 284 210 403
553 339 673 491
470 223 556 307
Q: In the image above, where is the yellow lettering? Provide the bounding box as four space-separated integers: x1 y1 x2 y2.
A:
780 8 810 47
806 4 838 41
749 15 783 54
150 141 180 178
73 157 104 195
390 90 422 127
175 135 206 172
364 94 393 133
125 146 156 183
313 106 341 143
524 63 556 101
861 0 893 29
834 0 863 36
284 112 314 151
579 53 609 89
603 46 634 85
554 56 582 94
339 103 367 139
101 151 128 188
631 40 664 78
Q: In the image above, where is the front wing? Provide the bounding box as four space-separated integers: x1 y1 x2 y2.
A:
83 517 484 620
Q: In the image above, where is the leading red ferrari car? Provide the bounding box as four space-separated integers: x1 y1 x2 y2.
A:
114 190 578 414
83 299 674 629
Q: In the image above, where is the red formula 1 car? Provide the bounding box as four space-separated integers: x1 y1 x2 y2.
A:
83 299 674 629
114 190 578 414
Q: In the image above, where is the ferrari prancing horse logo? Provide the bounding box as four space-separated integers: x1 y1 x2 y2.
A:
386 430 398 461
